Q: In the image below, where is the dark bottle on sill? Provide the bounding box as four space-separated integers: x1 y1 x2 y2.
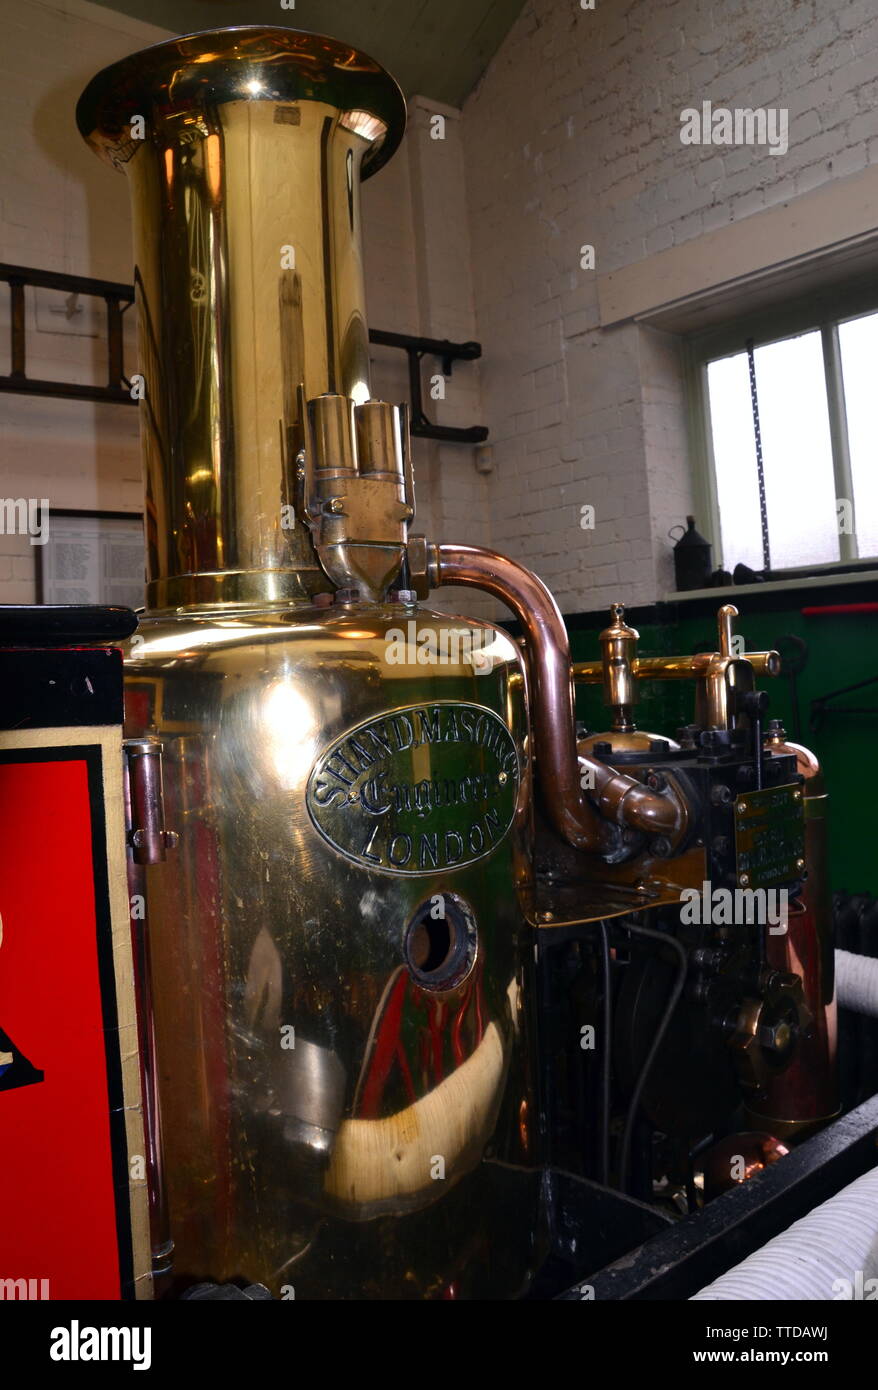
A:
671 515 712 591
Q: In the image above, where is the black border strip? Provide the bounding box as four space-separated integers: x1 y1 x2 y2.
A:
0 744 135 1300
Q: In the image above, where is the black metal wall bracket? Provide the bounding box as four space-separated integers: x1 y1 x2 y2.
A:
368 329 488 444
0 264 489 445
0 263 134 405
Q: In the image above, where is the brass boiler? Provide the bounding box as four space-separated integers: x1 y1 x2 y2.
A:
77 28 541 1299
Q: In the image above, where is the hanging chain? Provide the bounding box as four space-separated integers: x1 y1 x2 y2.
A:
745 337 771 572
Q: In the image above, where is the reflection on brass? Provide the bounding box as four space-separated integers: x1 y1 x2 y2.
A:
325 1022 506 1217
80 28 541 1299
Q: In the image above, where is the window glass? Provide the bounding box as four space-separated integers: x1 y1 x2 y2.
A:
707 331 839 571
707 352 764 572
838 311 878 560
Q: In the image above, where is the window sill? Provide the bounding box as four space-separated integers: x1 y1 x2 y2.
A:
664 566 878 603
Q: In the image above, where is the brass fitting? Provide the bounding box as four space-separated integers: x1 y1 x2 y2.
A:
574 603 781 736
301 393 414 601
405 534 436 601
730 972 812 1094
599 603 639 732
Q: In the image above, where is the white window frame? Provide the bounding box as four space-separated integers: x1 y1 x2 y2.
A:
685 282 878 578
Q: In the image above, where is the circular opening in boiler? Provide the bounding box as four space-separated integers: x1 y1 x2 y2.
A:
403 894 477 992
408 917 453 974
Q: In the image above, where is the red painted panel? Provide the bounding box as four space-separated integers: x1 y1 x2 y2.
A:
0 757 122 1299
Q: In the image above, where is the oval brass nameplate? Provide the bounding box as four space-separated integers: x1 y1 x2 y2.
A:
306 701 520 875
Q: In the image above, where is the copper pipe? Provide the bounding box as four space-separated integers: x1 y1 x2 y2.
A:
430 543 684 851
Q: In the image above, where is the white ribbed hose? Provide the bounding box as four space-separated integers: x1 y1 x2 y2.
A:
836 949 878 1018
691 1165 878 1300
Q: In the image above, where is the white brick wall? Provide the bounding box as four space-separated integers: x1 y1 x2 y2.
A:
0 530 40 603
462 0 878 612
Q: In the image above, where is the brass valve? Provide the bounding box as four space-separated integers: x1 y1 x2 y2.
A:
599 603 639 732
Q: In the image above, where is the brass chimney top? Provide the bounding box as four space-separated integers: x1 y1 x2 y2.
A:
77 28 406 609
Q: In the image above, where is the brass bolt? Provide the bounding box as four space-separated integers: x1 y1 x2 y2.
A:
795 857 805 871
405 534 432 599
736 800 748 815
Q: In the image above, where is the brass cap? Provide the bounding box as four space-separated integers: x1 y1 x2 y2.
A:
76 26 406 178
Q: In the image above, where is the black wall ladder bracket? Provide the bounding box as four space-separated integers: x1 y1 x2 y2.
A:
1 265 489 445
368 329 489 444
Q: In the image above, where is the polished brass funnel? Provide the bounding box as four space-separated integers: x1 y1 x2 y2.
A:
77 27 406 608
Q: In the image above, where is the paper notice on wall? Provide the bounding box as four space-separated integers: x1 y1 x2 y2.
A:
41 514 144 609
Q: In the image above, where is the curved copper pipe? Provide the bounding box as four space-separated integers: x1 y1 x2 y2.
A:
429 543 683 852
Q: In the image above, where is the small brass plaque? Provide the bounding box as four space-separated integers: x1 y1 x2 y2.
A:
734 783 805 888
307 701 520 875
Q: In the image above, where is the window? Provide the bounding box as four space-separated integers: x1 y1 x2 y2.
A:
691 301 878 579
